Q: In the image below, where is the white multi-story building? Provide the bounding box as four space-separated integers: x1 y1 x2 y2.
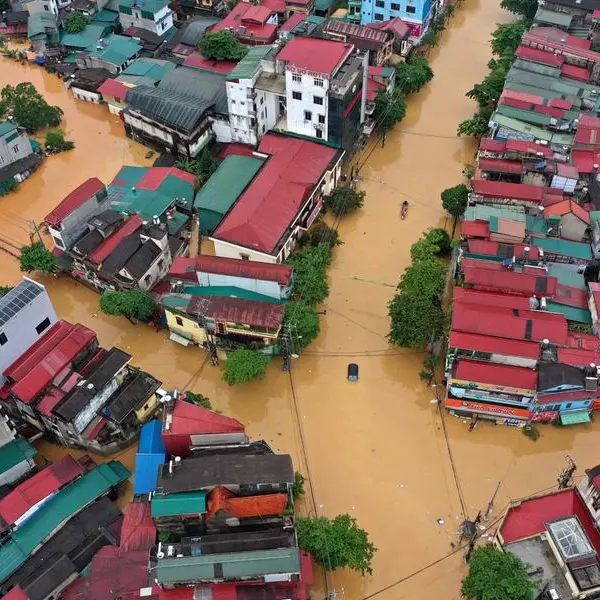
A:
118 0 174 36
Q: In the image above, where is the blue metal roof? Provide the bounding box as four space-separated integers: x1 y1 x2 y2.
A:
134 420 166 495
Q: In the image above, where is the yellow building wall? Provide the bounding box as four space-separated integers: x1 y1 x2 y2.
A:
165 310 207 346
135 393 159 423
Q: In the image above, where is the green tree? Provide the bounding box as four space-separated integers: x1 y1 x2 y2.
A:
395 56 434 95
198 31 248 61
491 20 529 58
441 183 469 219
500 0 537 21
301 222 341 248
223 349 270 385
388 258 446 348
176 149 218 186
466 66 508 108
421 29 440 48
284 301 320 350
287 244 332 306
461 546 535 600
185 390 212 410
99 289 156 321
0 286 13 297
0 83 63 133
410 236 441 263
65 11 88 33
292 471 305 500
19 242 56 273
374 90 407 130
324 186 365 216
457 105 493 138
0 0 10 12
296 514 376 576
45 129 75 152
425 228 452 256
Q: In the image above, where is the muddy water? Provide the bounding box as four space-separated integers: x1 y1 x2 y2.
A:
2 2 598 598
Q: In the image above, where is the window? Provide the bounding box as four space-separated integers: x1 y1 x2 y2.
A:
292 73 301 83
144 274 152 285
175 316 184 326
12 145 19 154
0 332 6 346
304 110 312 121
292 91 302 101
406 5 416 13
0 156 3 165
35 317 51 335
318 114 325 124
374 12 384 20
375 0 384 7
548 518 594 560
315 128 323 139
43 4 49 9
231 99 236 104
260 96 264 104
314 78 324 87
158 259 165 270
52 235 64 249
313 95 323 105
391 2 399 9
240 253 250 260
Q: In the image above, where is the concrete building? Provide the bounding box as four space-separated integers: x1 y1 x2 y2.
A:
118 0 174 36
0 438 36 487
0 121 42 193
209 2 278 45
0 278 58 387
276 36 367 151
359 0 438 40
75 34 142 75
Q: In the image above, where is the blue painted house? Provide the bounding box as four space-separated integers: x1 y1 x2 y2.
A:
359 0 438 39
133 419 166 495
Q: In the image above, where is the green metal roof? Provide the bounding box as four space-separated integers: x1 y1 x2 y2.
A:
526 215 548 235
122 58 176 82
92 9 120 22
496 104 552 127
546 302 592 324
0 438 36 475
180 17 220 46
183 285 283 303
0 461 130 582
156 548 301 584
195 154 264 234
464 204 526 223
119 0 169 13
535 237 592 260
316 0 335 11
0 121 18 137
227 46 272 81
27 12 59 41
61 22 112 50
561 411 591 425
160 67 228 114
512 59 561 79
151 491 207 517
493 113 552 141
546 264 587 290
535 7 573 27
89 34 141 66
162 294 191 312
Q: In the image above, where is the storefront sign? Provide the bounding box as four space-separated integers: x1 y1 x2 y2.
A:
530 411 559 423
450 378 535 397
445 398 530 419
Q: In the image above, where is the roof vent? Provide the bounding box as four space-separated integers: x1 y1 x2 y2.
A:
132 186 136 193
87 383 94 390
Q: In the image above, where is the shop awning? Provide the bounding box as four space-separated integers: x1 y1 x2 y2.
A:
169 332 191 346
560 411 591 426
534 8 572 28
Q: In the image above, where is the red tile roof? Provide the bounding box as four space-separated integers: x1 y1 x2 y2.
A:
10 323 97 404
467 239 540 260
368 17 411 39
544 199 590 224
0 455 84 530
211 2 277 43
523 27 600 64
206 487 287 521
461 220 490 239
120 501 156 552
171 255 293 286
261 0 285 11
166 400 245 436
88 214 143 264
448 330 540 359
277 36 354 77
515 44 565 67
454 359 538 390
500 489 600 550
183 51 238 74
478 158 524 175
97 78 130 102
188 295 285 329
472 179 545 203
280 11 306 34
561 63 591 82
213 133 338 254
463 264 558 297
45 178 106 227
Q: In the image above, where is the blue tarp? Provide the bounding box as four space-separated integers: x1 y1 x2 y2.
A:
133 419 166 495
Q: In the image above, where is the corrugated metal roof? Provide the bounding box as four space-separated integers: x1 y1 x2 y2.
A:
61 22 110 50
164 399 245 437
160 66 228 114
535 237 592 260
454 359 537 390
89 34 141 66
227 45 272 80
206 487 287 521
119 501 156 552
515 44 565 67
461 220 490 238
448 330 540 359
277 35 353 77
463 264 558 296
134 421 166 495
155 548 301 584
0 438 35 476
473 179 545 203
0 461 130 583
183 286 283 303
151 490 207 517
546 301 592 324
45 178 106 227
478 158 525 174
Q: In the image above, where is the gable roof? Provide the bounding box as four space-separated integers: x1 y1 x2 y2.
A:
212 133 338 254
164 400 245 436
206 487 287 521
211 1 278 43
0 438 36 476
45 178 106 227
119 501 156 552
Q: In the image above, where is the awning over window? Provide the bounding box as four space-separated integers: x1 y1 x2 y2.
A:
560 411 591 426
169 332 191 346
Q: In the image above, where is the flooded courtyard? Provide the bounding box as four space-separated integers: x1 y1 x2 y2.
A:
2 1 600 598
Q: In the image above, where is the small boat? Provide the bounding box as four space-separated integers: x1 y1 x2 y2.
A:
401 201 409 220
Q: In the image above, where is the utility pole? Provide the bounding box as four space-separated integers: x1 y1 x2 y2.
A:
484 481 502 521
463 511 482 563
557 455 577 489
28 219 44 246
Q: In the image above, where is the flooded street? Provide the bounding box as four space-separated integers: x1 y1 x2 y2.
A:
3 2 600 598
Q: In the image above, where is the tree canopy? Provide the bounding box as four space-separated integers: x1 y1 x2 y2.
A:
185 391 212 410
410 228 452 263
287 243 332 306
491 20 529 58
500 0 537 21
198 31 248 61
301 222 341 248
441 183 469 218
99 289 156 321
19 242 56 273
176 149 218 186
0 0 10 12
0 83 63 133
457 105 493 138
65 11 88 33
395 56 434 95
324 186 365 216
374 90 407 130
461 546 535 600
296 514 376 576
45 129 74 152
284 301 320 351
223 349 270 385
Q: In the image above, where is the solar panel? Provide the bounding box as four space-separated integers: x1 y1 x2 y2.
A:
0 280 43 328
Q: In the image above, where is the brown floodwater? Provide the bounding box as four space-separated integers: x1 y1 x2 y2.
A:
3 3 599 598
